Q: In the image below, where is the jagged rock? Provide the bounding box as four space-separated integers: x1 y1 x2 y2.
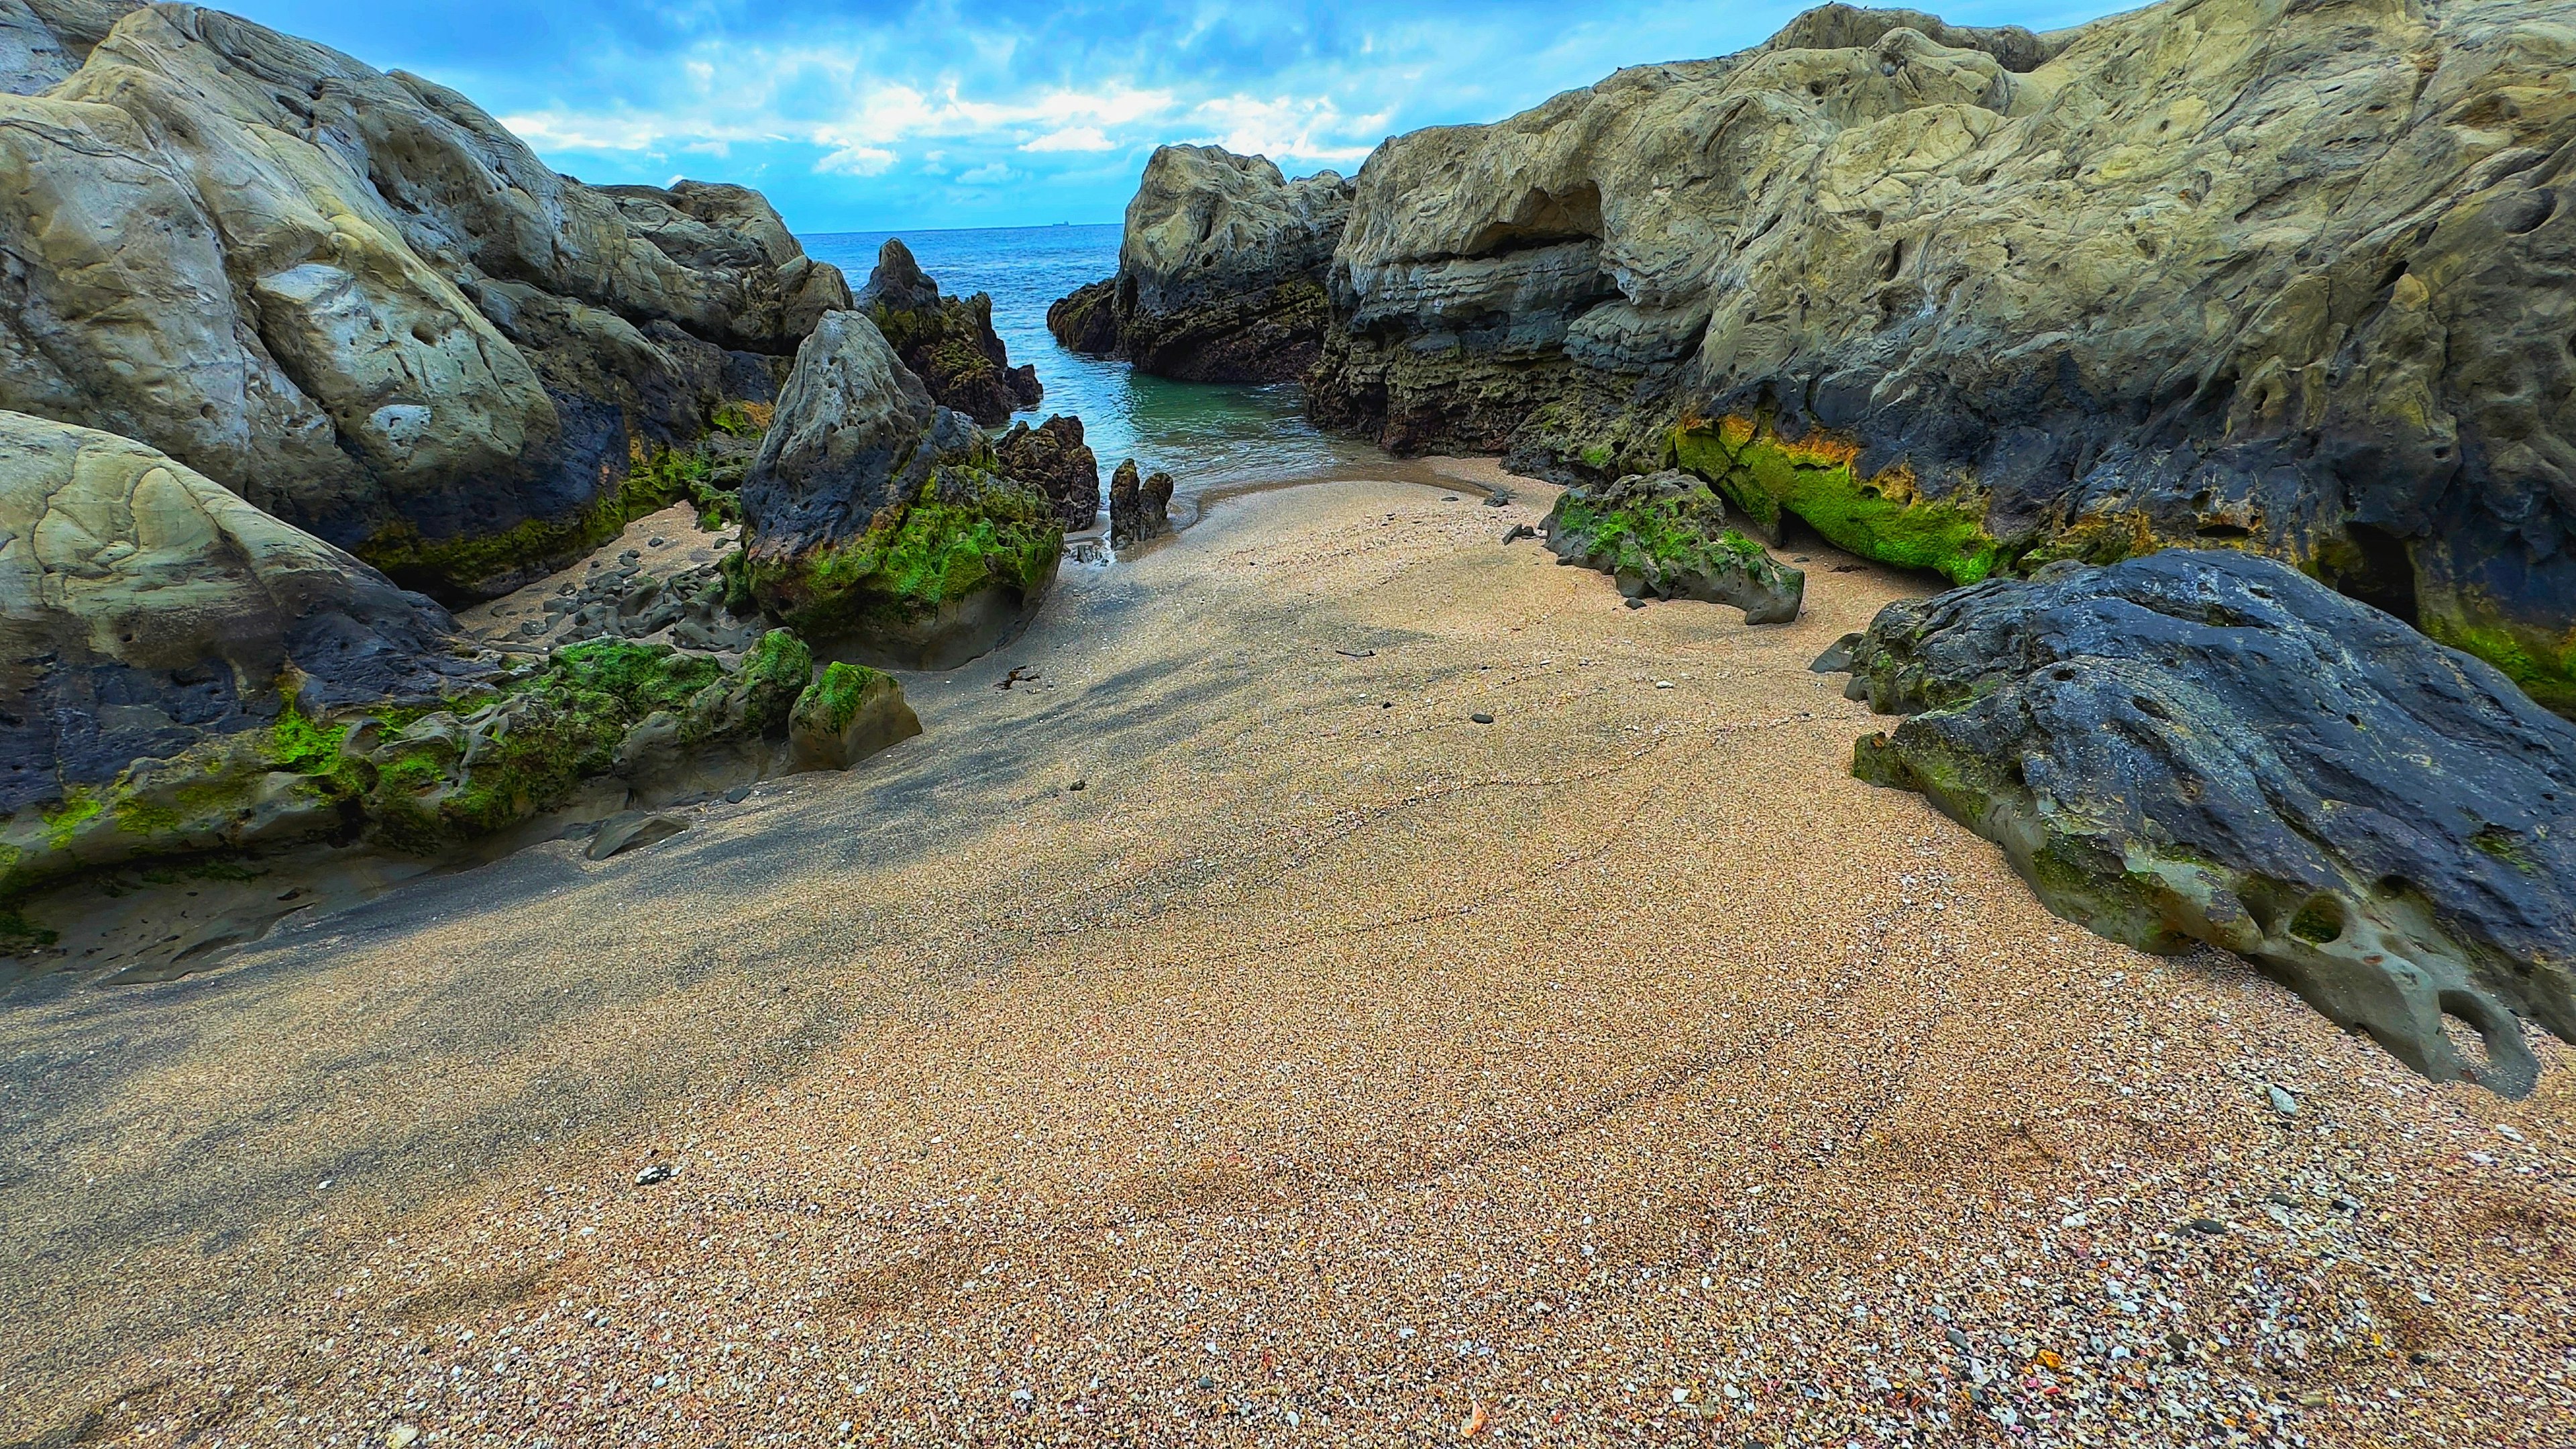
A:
1541 470 1803 623
0 5 845 600
996 415 1101 530
1108 460 1174 547
1838 548 2576 1098
1047 146 1351 382
859 238 1040 424
1307 0 2576 712
732 312 1063 669
786 661 922 772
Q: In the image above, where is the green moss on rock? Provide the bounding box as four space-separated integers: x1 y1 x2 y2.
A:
1671 415 2000 586
734 471 1063 643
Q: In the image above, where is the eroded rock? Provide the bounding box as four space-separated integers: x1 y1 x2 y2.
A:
1306 0 2576 712
1108 460 1174 547
1048 145 1351 382
996 415 1102 530
1838 548 2576 1097
731 311 1063 669
786 661 923 772
859 237 1041 424
1541 470 1803 623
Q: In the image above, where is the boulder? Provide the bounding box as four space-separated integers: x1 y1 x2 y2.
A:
786 661 922 772
731 312 1063 669
0 5 846 600
1108 459 1174 547
1837 548 2576 1098
1542 470 1803 623
996 415 1102 530
859 237 1042 424
1306 0 2576 712
1047 145 1352 382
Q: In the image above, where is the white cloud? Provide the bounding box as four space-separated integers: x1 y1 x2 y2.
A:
1022 125 1113 153
954 162 1018 185
817 144 896 176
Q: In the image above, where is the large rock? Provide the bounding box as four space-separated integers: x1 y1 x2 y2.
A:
1107 459 1173 547
0 5 847 601
859 237 1041 424
786 661 922 771
1047 146 1352 382
1307 0 2576 712
731 312 1064 669
1838 548 2576 1098
1542 470 1804 623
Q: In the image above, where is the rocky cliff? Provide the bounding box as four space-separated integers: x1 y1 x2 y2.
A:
858 237 1042 424
1049 145 1352 382
1307 0 2576 712
0 3 847 601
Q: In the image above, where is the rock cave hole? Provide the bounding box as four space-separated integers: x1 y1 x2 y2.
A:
2330 523 2420 627
2287 894 2347 945
2436 990 2510 1079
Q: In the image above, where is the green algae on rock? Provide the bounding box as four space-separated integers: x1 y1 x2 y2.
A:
788 661 924 773
1541 469 1804 623
1670 417 1999 586
1835 549 2576 1099
859 238 1042 425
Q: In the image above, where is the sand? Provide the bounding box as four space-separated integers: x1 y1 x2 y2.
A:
3 473 2570 1447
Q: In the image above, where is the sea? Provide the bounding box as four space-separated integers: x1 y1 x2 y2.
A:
799 225 1383 524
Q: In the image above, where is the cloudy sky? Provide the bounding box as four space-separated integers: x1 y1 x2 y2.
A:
226 0 2126 233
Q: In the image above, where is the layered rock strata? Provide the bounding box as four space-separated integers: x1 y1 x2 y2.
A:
1542 470 1804 623
1049 146 1352 382
730 312 1064 669
859 238 1041 424
1307 0 2576 710
1837 549 2576 1097
0 4 846 600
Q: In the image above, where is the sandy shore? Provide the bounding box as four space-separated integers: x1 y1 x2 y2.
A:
3 473 2570 1447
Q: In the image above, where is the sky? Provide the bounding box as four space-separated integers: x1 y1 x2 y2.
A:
223 0 2129 233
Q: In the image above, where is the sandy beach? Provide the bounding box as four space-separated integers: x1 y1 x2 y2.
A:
5 471 2571 1448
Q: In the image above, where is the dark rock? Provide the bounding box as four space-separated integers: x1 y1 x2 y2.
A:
1504 524 1536 543
1810 633 1863 674
2187 1218 2228 1236
1544 471 1803 623
1046 146 1351 383
586 811 690 861
1108 459 1175 546
1839 548 2576 1097
997 415 1102 530
860 238 1041 424
1470 713 1495 724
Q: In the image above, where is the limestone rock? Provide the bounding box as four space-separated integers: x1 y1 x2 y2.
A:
1839 549 2576 1098
0 5 844 600
786 661 922 772
1541 470 1803 623
1308 0 2576 710
0 0 136 93
996 415 1101 530
1048 146 1352 382
1108 460 1173 547
733 312 1063 668
859 238 1040 424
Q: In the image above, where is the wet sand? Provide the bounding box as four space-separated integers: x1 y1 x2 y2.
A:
3 475 2570 1447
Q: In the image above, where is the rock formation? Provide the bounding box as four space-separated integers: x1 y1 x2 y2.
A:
1108 460 1174 546
0 412 918 941
1306 0 2576 712
787 661 923 771
0 4 847 600
1541 470 1804 623
1835 549 2576 1097
731 312 1064 669
1049 146 1352 382
996 415 1102 529
859 237 1042 424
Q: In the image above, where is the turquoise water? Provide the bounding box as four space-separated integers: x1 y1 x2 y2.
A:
800 225 1379 521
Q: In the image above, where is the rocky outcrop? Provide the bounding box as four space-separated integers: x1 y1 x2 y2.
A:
1541 470 1804 623
1307 0 2576 712
995 415 1101 529
1835 549 2576 1098
0 0 136 93
1048 146 1352 382
731 312 1064 669
0 4 847 601
859 237 1041 424
786 661 922 771
1108 460 1173 547
0 411 911 951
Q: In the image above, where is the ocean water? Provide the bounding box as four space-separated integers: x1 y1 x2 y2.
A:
799 225 1381 524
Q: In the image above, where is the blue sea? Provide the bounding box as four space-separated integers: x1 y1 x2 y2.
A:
799 225 1380 519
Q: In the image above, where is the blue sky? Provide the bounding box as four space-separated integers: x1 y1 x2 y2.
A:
226 0 2128 233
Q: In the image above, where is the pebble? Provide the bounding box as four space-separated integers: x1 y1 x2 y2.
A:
1470 713 1495 724
633 1163 675 1185
2267 1083 2300 1114
1624 596 1647 609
